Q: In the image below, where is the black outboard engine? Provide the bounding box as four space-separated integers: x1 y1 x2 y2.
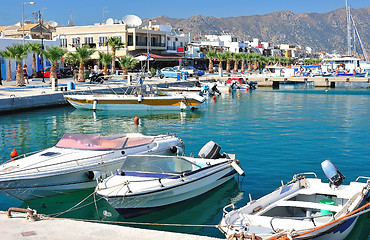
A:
321 159 345 187
198 141 223 159
89 72 104 84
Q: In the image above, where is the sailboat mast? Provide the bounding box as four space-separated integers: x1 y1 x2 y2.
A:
346 0 352 56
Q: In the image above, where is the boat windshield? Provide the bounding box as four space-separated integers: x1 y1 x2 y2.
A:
122 155 195 174
55 134 154 150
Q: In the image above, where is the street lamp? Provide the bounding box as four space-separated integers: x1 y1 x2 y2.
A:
22 1 36 45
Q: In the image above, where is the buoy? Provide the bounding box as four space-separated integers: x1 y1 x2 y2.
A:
246 87 249 91
212 96 216 101
10 149 18 161
228 87 231 92
134 116 139 125
325 89 329 93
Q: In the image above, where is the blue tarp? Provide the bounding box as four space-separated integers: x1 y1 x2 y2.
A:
302 65 321 68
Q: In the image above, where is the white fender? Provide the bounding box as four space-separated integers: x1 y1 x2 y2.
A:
138 95 142 103
231 161 245 176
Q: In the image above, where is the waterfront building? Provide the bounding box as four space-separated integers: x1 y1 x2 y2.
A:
54 20 168 68
0 22 59 80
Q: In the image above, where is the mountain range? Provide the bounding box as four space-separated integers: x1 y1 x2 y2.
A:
143 6 370 55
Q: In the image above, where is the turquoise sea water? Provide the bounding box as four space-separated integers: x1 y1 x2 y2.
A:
1 88 370 239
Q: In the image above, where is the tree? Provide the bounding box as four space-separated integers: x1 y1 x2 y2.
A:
43 46 68 83
216 52 228 73
3 44 29 86
67 46 95 82
259 56 269 70
240 53 249 73
250 53 260 71
0 49 14 82
223 51 232 73
246 53 253 71
205 49 217 74
27 42 43 77
108 36 125 74
98 52 112 76
117 55 138 79
232 53 242 73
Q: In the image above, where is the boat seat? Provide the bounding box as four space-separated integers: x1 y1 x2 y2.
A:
276 200 341 212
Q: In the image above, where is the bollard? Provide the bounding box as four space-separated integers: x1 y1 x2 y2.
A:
51 78 56 91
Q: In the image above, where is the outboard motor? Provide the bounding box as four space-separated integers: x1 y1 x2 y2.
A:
321 159 345 187
198 141 223 159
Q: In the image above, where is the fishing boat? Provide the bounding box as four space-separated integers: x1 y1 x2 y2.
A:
218 160 370 240
0 133 184 201
96 141 245 218
64 91 206 111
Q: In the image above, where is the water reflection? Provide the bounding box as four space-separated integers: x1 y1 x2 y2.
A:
20 180 241 238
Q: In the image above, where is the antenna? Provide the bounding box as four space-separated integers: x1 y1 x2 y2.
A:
122 15 142 27
102 7 108 23
48 21 58 27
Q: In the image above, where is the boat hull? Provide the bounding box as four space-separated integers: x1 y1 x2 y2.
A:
64 95 206 111
105 165 236 218
0 136 183 201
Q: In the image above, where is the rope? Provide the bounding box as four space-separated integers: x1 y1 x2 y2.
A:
46 217 219 228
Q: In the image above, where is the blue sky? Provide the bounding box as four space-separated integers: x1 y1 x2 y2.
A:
0 0 368 27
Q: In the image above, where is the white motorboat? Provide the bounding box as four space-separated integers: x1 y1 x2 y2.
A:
218 160 370 240
64 91 206 111
0 133 184 201
96 141 245 218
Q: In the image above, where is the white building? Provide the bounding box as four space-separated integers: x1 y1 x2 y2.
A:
0 36 60 80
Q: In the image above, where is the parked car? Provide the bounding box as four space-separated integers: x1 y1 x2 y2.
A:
36 67 61 78
173 65 203 77
160 67 187 78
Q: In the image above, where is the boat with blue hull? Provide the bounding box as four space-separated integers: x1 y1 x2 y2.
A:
96 141 245 218
218 160 370 240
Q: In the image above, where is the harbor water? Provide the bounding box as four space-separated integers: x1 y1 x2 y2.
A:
1 88 370 239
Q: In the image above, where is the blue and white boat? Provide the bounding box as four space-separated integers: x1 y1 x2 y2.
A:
96 141 245 218
218 160 370 240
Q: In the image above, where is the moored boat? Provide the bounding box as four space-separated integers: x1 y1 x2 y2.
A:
96 141 245 218
64 92 206 111
0 133 184 201
218 160 370 240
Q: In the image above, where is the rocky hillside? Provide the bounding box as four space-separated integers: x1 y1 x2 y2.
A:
143 7 370 54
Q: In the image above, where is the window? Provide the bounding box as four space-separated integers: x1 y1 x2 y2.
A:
71 37 80 47
60 38 67 48
99 36 108 47
84 37 93 44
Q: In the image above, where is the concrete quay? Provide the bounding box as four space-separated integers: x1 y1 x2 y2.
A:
0 210 221 240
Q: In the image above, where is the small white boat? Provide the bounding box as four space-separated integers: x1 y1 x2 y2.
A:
0 133 183 201
64 92 206 111
218 160 370 240
96 141 245 218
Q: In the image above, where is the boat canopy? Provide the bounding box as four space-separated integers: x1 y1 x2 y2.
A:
56 134 154 150
122 155 198 174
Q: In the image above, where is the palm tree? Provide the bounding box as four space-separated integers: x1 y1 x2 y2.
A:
205 49 217 74
67 46 95 82
27 42 42 77
98 52 112 76
223 51 232 73
246 53 253 71
3 44 29 86
250 53 260 71
0 49 14 82
259 56 269 70
108 36 125 74
216 52 228 73
43 46 68 83
117 55 138 79
232 53 242 73
240 53 249 73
